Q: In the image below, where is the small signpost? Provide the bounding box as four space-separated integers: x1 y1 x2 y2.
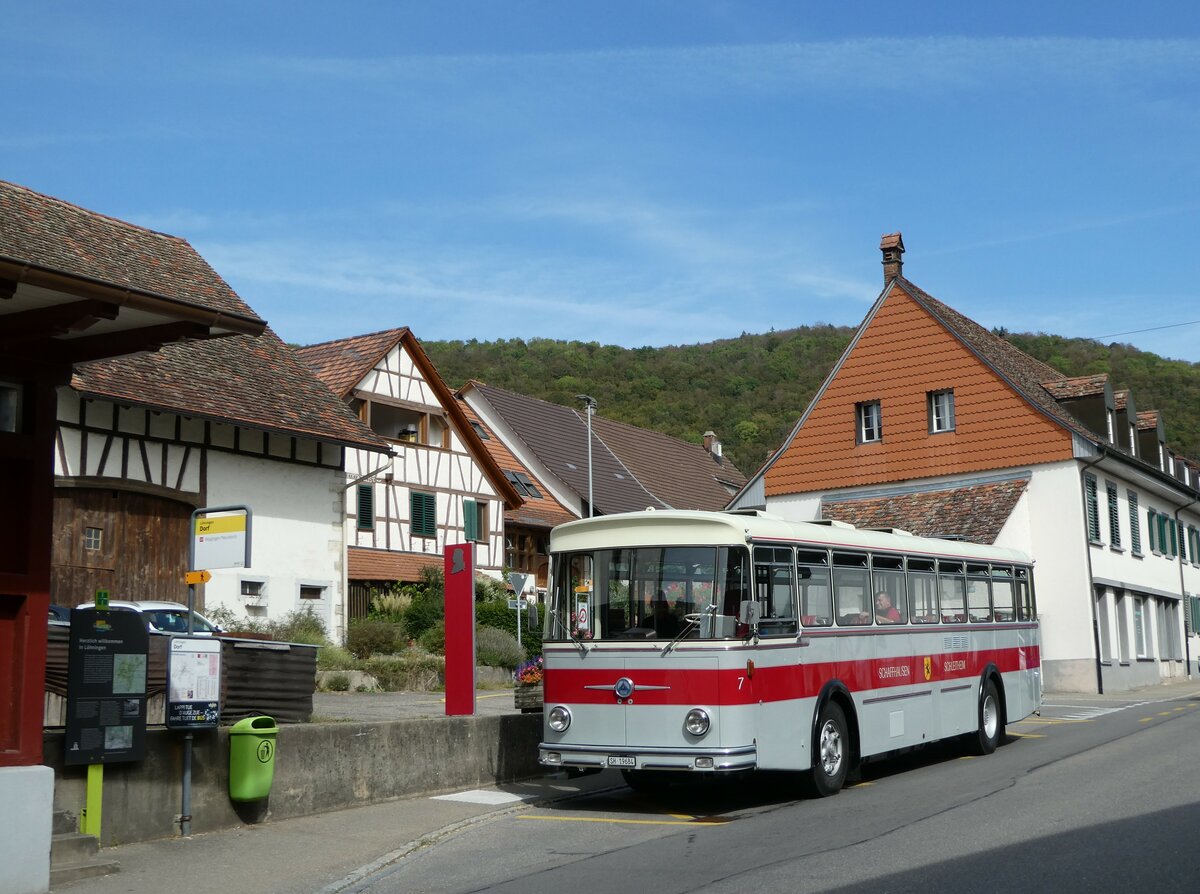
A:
178 505 251 836
507 573 532 648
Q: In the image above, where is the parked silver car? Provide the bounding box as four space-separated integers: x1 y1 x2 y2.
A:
76 600 223 635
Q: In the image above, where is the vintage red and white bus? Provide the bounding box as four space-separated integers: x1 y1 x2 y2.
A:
538 510 1041 795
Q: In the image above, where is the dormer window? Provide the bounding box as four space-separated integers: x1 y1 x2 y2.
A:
928 389 955 434
856 401 882 444
362 398 450 448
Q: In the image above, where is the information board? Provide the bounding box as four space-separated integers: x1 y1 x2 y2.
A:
65 608 150 766
166 637 222 729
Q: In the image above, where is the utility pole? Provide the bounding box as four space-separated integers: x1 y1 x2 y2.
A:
576 394 596 517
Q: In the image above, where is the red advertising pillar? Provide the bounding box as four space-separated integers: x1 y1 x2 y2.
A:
443 543 475 716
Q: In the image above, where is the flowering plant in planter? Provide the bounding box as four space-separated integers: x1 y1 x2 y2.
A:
515 656 543 685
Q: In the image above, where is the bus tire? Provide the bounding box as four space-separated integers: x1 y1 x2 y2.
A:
809 701 849 797
972 678 1003 755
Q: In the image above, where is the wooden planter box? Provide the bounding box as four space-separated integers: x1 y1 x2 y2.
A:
514 682 544 712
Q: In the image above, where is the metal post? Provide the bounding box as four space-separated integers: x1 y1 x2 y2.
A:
181 732 193 837
576 395 596 517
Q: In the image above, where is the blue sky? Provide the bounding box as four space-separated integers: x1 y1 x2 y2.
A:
8 3 1200 360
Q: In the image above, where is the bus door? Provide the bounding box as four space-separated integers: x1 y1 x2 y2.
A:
749 545 803 769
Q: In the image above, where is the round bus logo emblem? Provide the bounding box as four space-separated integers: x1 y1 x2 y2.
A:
614 677 635 699
257 741 274 763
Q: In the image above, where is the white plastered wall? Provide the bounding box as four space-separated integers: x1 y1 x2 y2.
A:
201 451 345 640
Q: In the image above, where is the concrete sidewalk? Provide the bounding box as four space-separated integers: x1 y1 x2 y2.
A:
53 769 621 894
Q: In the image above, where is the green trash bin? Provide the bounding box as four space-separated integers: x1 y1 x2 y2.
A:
229 715 278 802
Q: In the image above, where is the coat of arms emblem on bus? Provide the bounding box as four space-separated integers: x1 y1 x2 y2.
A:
923 656 932 681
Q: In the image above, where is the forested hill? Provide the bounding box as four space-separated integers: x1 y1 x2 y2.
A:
424 329 1200 477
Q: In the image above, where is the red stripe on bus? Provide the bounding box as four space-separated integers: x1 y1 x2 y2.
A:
543 645 1040 706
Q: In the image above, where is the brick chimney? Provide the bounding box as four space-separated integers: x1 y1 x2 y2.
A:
703 430 723 463
880 232 905 283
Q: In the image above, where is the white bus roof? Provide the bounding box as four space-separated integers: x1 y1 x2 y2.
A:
549 509 1033 566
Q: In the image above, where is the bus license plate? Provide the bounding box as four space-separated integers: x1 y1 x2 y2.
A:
607 755 636 767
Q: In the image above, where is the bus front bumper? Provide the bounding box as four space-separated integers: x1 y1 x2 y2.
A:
538 742 757 773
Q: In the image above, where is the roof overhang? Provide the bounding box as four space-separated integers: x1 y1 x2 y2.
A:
0 258 266 379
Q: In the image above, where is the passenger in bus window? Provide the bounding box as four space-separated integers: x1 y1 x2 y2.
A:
874 591 902 624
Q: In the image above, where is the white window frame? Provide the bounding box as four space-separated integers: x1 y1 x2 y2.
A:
927 389 955 434
856 400 882 444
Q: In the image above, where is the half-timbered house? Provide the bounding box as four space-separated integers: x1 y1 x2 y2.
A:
297 329 523 617
57 328 391 638
731 233 1200 693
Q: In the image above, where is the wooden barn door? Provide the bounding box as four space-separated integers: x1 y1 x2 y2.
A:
50 489 193 607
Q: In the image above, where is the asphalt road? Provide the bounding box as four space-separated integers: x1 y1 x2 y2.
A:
343 689 1200 894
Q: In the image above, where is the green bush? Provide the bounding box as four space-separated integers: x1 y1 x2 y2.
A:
271 607 328 645
404 595 443 641
474 574 509 602
323 672 351 692
204 605 271 636
418 619 446 655
316 643 358 671
475 600 543 659
362 651 444 691
475 626 525 669
346 618 404 659
369 587 412 623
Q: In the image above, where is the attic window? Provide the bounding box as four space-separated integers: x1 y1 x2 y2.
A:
504 469 543 498
928 390 955 434
856 401 882 444
470 421 490 440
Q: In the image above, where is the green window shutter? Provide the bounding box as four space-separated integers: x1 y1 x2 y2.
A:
411 492 436 537
463 499 478 542
1169 518 1179 557
1180 522 1188 562
1084 475 1100 542
1148 509 1158 553
1191 596 1200 634
356 484 374 531
1128 492 1141 554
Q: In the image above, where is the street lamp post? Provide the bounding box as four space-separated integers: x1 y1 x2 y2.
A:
576 394 596 517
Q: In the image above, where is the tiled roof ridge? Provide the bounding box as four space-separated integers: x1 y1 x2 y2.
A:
474 381 582 415
0 178 184 244
896 277 1066 385
300 326 410 351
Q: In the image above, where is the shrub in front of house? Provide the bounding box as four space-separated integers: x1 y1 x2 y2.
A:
475 599 543 660
346 617 405 659
475 626 525 670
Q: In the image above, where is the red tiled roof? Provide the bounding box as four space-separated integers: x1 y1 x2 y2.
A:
295 328 409 398
1041 374 1109 400
348 548 441 582
822 478 1030 545
1137 410 1161 431
72 328 391 452
0 179 263 324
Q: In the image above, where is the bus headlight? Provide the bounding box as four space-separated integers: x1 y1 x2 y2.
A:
684 708 710 737
548 705 572 732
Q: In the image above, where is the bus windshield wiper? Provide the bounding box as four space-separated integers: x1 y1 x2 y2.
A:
548 607 588 655
662 603 716 655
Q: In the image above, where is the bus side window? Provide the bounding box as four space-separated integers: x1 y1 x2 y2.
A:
833 552 870 626
907 558 938 623
991 565 1015 622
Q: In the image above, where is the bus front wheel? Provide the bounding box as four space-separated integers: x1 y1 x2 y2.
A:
972 679 1003 755
809 701 849 797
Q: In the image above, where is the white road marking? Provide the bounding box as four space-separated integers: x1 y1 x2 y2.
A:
431 789 533 805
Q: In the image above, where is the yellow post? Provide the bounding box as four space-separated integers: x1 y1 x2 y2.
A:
80 763 103 838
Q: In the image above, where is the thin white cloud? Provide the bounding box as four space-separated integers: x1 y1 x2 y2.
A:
243 37 1200 97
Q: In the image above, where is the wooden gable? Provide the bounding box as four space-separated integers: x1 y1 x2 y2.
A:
765 285 1074 496
354 341 441 409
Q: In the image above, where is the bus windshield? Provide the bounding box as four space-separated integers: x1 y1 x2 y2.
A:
548 545 751 641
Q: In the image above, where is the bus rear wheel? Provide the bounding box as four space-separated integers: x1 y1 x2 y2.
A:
972 679 1003 755
808 701 849 797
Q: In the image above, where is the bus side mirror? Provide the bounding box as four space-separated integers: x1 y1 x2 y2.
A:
738 600 761 629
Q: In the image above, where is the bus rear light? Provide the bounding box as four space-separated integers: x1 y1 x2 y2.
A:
685 708 711 737
548 705 572 732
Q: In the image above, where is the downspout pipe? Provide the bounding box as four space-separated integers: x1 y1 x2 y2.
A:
1172 496 1199 680
1079 452 1107 695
